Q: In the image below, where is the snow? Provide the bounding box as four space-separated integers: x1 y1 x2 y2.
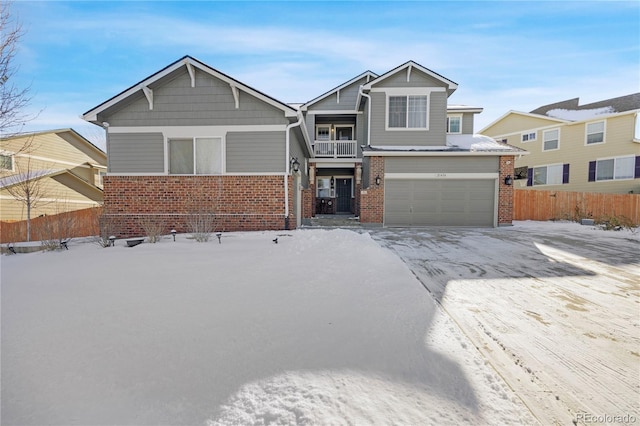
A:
2 222 637 425
545 106 615 121
370 134 521 153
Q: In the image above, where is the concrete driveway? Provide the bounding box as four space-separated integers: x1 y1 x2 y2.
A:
369 221 639 426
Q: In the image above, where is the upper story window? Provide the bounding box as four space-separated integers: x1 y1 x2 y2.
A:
168 137 222 175
635 113 640 141
447 115 462 134
388 95 428 129
0 153 14 171
586 121 605 145
316 126 330 141
533 164 563 185
543 129 559 151
521 132 536 142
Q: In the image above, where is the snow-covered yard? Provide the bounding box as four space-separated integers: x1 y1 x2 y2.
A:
371 221 639 426
1 221 637 425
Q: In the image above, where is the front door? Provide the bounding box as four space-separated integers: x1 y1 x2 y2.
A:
335 178 352 213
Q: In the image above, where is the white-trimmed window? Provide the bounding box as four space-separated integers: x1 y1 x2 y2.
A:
533 164 563 186
543 129 559 151
168 137 222 175
521 132 536 142
635 113 640 141
317 177 333 197
0 153 14 171
316 126 330 141
388 95 428 129
586 121 605 145
447 115 462 134
594 156 635 181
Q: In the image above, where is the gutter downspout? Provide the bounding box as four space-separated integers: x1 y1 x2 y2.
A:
284 112 304 226
358 85 372 146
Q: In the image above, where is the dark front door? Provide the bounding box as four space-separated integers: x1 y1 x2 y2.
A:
335 178 352 213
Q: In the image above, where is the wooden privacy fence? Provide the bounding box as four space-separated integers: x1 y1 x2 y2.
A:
514 189 640 225
0 207 102 244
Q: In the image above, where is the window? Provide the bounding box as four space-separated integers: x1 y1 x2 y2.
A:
447 115 461 133
543 129 559 151
169 137 222 175
317 177 333 197
521 132 536 142
96 170 107 188
586 121 605 145
635 113 640 141
388 95 428 129
0 153 13 171
528 164 569 186
316 126 330 141
590 156 636 181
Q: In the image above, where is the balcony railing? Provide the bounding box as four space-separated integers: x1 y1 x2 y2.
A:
313 140 358 158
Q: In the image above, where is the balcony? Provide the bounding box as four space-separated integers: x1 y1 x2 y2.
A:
313 140 358 158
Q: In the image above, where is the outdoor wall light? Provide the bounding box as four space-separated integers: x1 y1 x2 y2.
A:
291 157 300 173
330 177 335 187
375 175 381 186
504 175 513 186
170 229 177 241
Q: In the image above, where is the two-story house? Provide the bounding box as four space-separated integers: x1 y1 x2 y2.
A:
480 94 640 194
0 129 106 221
82 56 523 236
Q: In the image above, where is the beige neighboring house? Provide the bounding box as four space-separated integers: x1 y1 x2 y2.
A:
0 129 106 221
480 93 640 194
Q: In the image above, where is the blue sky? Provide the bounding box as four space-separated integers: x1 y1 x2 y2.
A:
12 1 640 148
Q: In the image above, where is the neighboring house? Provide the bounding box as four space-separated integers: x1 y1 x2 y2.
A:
0 129 106 221
480 94 640 194
82 56 523 235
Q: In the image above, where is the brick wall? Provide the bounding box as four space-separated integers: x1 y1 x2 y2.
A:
498 155 515 225
103 175 293 237
359 156 384 224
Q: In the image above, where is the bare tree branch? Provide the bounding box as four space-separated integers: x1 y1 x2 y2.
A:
0 2 32 137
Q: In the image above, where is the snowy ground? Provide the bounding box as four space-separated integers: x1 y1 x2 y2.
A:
2 228 533 425
1 222 637 425
370 221 640 426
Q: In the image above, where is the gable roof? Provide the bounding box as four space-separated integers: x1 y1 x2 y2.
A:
82 55 300 123
1 128 106 164
362 60 458 92
0 168 103 197
478 110 570 134
530 93 640 116
301 70 379 110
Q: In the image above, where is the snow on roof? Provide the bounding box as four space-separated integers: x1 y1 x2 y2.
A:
365 134 526 154
545 106 615 121
0 169 62 189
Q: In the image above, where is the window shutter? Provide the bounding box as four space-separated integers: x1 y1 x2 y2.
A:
562 164 570 184
527 168 533 186
635 156 640 179
588 161 596 182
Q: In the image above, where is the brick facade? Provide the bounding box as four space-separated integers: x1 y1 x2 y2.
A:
359 156 384 224
498 155 515 225
102 175 294 237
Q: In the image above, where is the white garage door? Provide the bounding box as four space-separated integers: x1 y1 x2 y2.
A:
384 179 496 227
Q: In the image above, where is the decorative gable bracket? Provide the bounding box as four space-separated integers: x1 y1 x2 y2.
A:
230 84 240 109
141 85 153 110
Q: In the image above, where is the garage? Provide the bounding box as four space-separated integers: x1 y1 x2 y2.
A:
384 178 496 226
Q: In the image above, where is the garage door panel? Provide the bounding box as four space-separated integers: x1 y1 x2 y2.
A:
384 178 495 227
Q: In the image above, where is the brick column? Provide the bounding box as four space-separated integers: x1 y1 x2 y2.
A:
498 155 515 225
360 156 384 224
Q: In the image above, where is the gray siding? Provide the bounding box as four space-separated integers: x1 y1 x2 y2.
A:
369 91 447 146
108 132 164 173
373 69 450 89
304 114 315 144
309 77 368 111
462 112 475 134
385 156 499 173
289 129 309 186
101 68 289 127
226 131 285 173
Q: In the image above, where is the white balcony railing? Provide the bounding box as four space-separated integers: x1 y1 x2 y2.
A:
314 140 358 158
